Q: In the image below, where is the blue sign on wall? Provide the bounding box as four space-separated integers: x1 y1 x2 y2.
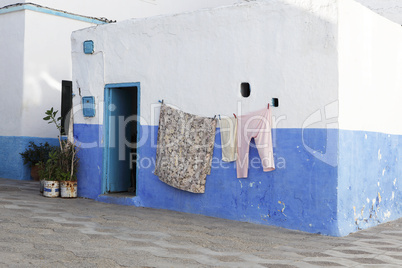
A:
82 96 95 117
83 40 94 54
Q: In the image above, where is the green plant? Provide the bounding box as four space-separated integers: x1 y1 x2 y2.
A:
43 107 63 149
37 150 59 181
57 140 79 181
20 142 57 167
43 108 79 181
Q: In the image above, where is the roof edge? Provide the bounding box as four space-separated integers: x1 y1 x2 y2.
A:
0 2 115 24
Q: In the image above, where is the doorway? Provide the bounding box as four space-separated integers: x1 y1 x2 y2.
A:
103 83 140 194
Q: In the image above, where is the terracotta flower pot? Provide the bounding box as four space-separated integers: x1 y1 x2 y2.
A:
30 165 40 181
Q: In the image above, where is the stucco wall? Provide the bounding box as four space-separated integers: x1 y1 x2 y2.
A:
0 10 24 137
0 0 254 181
72 0 342 236
0 10 26 180
0 7 95 179
355 0 402 25
72 0 339 127
4 0 402 25
338 0 402 235
339 1 402 135
22 9 93 138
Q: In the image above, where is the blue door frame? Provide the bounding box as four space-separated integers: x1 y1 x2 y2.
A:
103 82 140 194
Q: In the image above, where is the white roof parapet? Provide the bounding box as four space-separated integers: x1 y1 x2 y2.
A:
0 2 116 24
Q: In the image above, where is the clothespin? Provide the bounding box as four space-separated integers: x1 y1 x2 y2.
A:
233 113 237 119
268 103 270 109
219 114 221 120
213 115 216 120
158 99 164 104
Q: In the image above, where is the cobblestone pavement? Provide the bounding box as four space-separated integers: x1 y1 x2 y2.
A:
1 178 402 267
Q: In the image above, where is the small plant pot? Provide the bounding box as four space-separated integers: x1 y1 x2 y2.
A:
60 181 77 198
43 181 60 198
30 165 40 181
40 179 45 193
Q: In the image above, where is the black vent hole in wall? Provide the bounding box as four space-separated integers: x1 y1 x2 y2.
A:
241 83 250 98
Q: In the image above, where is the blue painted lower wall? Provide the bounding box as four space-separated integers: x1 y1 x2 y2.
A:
74 124 340 236
140 127 339 235
74 124 104 200
337 130 402 236
5 125 396 236
0 136 59 180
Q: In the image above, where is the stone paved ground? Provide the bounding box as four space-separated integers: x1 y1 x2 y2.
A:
0 178 402 267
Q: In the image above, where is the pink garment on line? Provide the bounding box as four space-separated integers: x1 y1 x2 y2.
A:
236 107 275 178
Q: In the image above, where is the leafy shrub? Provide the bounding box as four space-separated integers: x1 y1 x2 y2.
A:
20 142 57 167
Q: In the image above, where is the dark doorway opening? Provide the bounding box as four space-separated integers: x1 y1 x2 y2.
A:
104 83 139 195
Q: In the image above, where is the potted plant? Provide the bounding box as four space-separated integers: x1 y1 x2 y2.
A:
58 140 79 198
43 107 79 198
38 150 60 198
20 142 55 181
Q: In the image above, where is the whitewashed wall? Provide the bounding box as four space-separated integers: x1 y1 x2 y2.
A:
20 10 93 138
3 1 402 25
0 0 265 139
72 0 339 129
339 0 402 135
0 7 96 138
0 11 25 136
355 0 402 25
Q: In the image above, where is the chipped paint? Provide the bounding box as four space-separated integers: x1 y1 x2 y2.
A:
249 182 255 188
43 181 60 198
384 211 391 218
60 181 78 198
339 129 402 236
278 201 287 217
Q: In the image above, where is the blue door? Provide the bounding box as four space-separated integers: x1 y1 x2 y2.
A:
104 83 139 193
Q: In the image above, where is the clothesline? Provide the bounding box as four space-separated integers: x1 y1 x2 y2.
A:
158 99 279 120
154 102 275 193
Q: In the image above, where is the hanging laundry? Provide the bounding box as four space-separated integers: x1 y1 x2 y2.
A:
236 107 275 178
154 104 217 193
219 117 237 162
